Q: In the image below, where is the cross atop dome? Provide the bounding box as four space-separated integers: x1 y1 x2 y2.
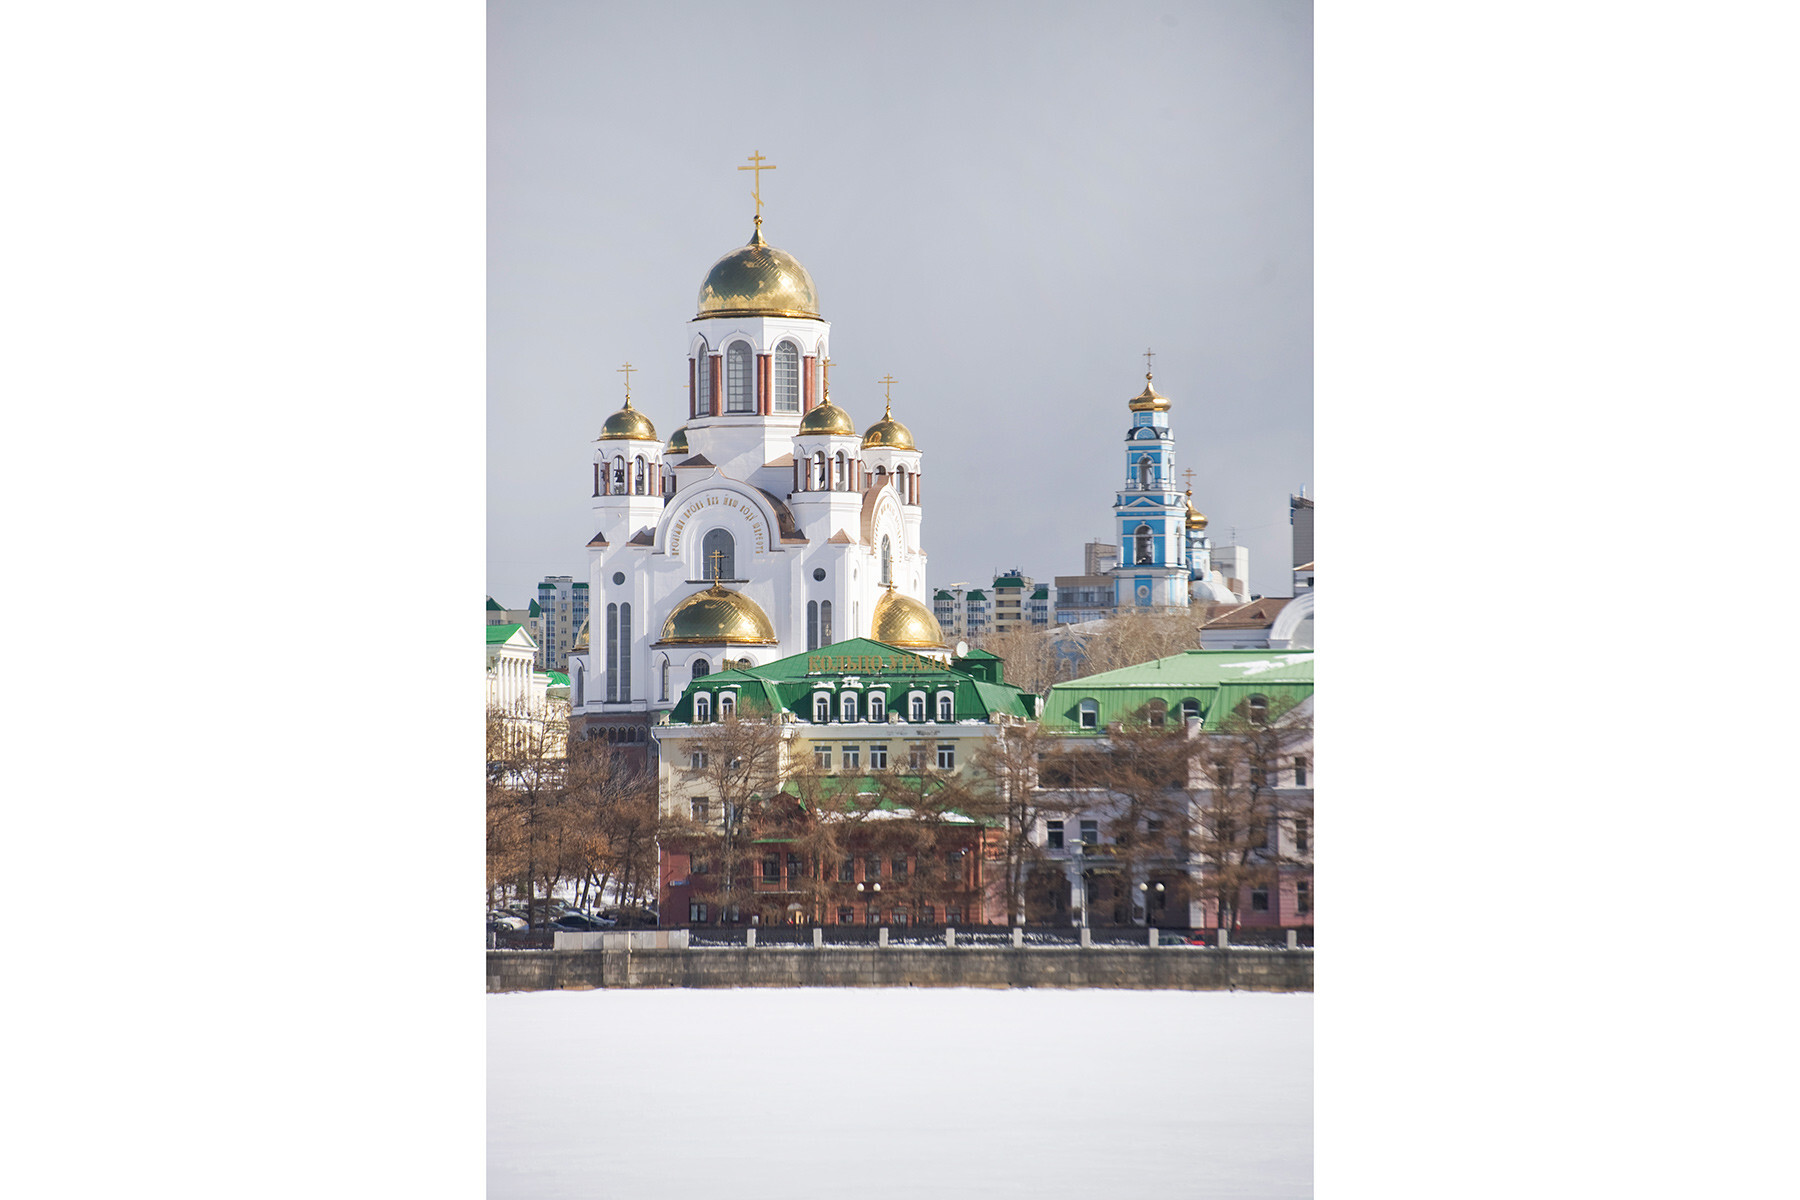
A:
739 150 777 236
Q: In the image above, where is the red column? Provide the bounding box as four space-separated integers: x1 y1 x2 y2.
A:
688 359 696 420
593 462 600 497
758 354 772 415
803 356 816 412
709 355 722 414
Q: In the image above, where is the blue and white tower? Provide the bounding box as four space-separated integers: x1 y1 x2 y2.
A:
1110 367 1194 610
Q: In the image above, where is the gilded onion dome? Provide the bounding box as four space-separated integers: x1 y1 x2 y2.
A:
861 399 916 450
696 221 820 320
667 426 689 455
599 396 658 442
871 585 946 649
658 580 780 645
798 396 857 437
1128 371 1171 413
1185 488 1208 531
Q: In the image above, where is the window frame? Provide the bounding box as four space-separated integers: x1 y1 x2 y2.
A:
725 341 754 413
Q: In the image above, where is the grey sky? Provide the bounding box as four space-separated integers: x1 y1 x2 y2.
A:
488 0 1311 607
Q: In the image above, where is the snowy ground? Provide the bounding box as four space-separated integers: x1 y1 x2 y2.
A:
490 987 1312 1198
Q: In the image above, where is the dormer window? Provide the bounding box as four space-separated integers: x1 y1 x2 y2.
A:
1181 698 1200 724
718 692 735 720
814 693 831 723
1078 698 1098 730
841 692 858 723
1247 694 1270 725
868 692 886 723
908 692 926 722
694 693 711 723
936 692 954 723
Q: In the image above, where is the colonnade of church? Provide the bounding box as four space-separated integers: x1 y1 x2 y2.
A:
791 454 920 504
594 456 672 499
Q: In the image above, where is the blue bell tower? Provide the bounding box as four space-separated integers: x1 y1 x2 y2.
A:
1109 358 1192 610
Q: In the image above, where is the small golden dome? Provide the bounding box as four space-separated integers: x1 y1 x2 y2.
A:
1128 372 1171 413
871 586 946 649
667 426 689 454
696 222 820 320
572 617 590 651
861 400 916 450
658 581 780 645
599 398 658 442
1185 487 1208 531
798 398 857 437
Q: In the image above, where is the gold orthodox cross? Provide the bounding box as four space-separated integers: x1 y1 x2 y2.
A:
1182 468 1196 490
617 361 635 401
878 374 896 404
738 151 777 220
1143 347 1156 375
822 357 835 398
709 549 726 581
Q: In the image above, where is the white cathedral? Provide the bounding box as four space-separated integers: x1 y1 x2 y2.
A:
565 209 946 744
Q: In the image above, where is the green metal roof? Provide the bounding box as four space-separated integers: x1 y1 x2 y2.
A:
1041 650 1313 733
1031 586 1049 599
486 623 524 644
965 589 987 600
993 576 1025 589
544 670 570 686
486 597 504 611
667 637 1038 725
934 590 953 600
528 600 541 616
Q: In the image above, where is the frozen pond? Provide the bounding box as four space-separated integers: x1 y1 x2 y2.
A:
490 987 1312 1198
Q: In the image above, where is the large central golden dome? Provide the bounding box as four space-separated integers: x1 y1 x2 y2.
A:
658 582 780 645
696 222 820 320
871 586 946 649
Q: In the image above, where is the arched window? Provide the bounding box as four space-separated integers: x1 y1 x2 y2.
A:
936 692 953 722
807 601 819 651
895 465 908 503
820 600 832 644
841 692 858 723
1138 455 1153 489
813 450 827 490
660 657 670 702
833 451 846 490
774 341 800 413
869 692 886 723
719 692 735 720
702 528 735 582
572 665 583 708
1147 699 1167 728
691 658 710 680
1078 698 1098 729
880 535 892 586
634 457 646 495
612 455 626 491
1181 698 1200 724
726 343 753 413
813 693 831 723
909 692 926 722
605 603 619 702
1135 524 1153 565
695 340 711 416
1247 694 1270 725
694 693 711 723
617 604 631 698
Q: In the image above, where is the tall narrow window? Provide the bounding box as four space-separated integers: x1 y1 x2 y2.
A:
634 457 646 494
694 693 711 722
1135 524 1153 565
813 450 827 490
895 465 908 503
841 692 858 722
617 604 631 699
880 535 892 586
726 343 753 412
694 342 712 416
1047 820 1064 850
612 455 626 491
820 600 832 644
1138 455 1152 489
605 604 619 702
660 657 670 702
1297 880 1311 916
701 528 735 582
719 693 735 720
909 693 926 722
773 341 800 412
936 692 953 722
813 694 830 723
807 602 819 650
834 451 846 490
1293 816 1310 853
1294 756 1308 786
868 692 885 723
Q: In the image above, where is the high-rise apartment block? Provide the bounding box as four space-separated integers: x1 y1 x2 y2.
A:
535 576 590 672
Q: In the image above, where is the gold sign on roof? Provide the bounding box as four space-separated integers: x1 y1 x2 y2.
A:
738 150 777 224
808 651 937 674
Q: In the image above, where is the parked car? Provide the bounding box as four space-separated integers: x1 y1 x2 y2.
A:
487 913 527 932
550 912 611 932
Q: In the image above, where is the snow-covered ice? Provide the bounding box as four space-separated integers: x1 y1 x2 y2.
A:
490 987 1311 1198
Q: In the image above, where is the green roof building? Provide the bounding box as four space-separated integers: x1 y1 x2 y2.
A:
1042 649 1312 733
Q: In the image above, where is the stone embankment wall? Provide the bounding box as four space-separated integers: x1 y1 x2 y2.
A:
487 947 1312 993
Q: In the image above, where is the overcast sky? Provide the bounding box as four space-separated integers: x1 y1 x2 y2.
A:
488 0 1311 607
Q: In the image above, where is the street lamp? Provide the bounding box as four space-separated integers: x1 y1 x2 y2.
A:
1139 879 1165 941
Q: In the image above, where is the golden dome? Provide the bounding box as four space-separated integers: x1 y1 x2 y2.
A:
861 400 916 450
798 397 857 437
1128 372 1170 413
696 221 820 320
871 586 946 649
599 397 658 442
572 617 590 651
1185 488 1208 531
667 426 689 454
658 581 780 645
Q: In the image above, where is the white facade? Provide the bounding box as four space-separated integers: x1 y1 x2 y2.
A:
567 221 934 727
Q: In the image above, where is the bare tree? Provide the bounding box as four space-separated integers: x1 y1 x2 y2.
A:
670 714 791 924
485 703 569 927
969 719 1076 926
1187 695 1314 931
